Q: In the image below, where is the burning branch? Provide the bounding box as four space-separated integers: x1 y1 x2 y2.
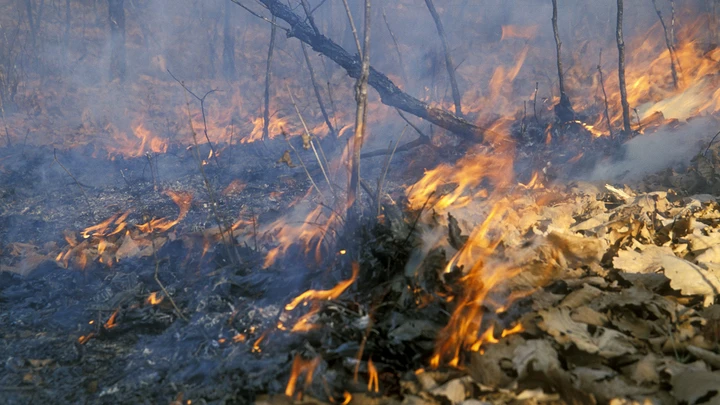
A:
234 0 491 143
424 0 463 117
551 0 575 121
616 0 632 135
347 0 372 220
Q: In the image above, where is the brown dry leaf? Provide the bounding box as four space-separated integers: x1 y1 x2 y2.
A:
560 284 604 309
428 376 471 405
687 345 720 369
468 335 524 387
658 254 720 306
573 367 656 404
613 245 673 274
277 150 296 168
671 371 720 404
512 339 561 379
301 132 311 150
115 233 141 261
631 354 660 385
539 307 637 358
570 306 608 326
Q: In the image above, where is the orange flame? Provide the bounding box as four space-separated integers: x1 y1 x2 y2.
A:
137 190 193 233
285 354 320 399
104 309 119 330
367 358 379 393
285 263 359 311
147 292 164 305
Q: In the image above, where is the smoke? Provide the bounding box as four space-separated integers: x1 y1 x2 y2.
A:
587 117 717 182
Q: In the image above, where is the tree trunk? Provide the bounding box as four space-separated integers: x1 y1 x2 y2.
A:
222 0 236 79
108 0 126 82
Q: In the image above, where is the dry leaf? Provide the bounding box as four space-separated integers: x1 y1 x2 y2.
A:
631 354 659 385
512 339 561 379
539 307 637 358
277 150 296 168
560 284 604 309
115 233 141 261
429 377 471 405
687 345 720 369
671 371 720 404
658 255 720 306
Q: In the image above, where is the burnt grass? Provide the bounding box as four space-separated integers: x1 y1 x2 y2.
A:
0 121 628 404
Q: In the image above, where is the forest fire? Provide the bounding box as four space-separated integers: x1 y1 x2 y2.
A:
2 0 720 404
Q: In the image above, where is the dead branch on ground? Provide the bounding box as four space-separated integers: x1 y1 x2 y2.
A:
424 0 463 117
616 0 632 135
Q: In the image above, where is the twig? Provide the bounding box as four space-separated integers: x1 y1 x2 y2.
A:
533 82 539 124
145 153 159 192
53 149 95 222
616 0 632 135
340 0 362 55
286 83 333 192
299 0 320 35
0 96 12 147
179 87 238 265
404 191 435 245
703 130 720 157
347 0 372 221
376 126 407 216
424 0 463 117
300 43 336 136
167 69 221 168
281 127 325 201
651 0 679 88
551 0 574 121
382 8 408 87
263 15 277 141
229 0 287 30
597 49 614 137
152 238 187 321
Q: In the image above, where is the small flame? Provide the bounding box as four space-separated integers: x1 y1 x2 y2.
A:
104 309 119 330
285 264 359 312
501 323 524 338
285 354 320 399
367 358 379 393
147 292 164 305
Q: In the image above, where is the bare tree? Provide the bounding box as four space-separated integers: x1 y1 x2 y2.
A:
616 0 632 134
108 0 126 81
551 0 575 121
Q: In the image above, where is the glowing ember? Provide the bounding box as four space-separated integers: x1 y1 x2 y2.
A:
104 309 119 330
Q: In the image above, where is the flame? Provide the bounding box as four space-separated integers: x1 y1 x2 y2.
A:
367 358 379 393
147 292 164 305
501 25 539 40
501 323 524 337
285 355 320 399
232 333 246 343
285 263 359 311
104 309 119 330
137 190 193 233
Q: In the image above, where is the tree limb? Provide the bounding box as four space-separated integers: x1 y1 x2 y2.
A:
241 0 489 143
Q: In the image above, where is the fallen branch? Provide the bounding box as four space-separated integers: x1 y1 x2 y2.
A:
236 0 489 143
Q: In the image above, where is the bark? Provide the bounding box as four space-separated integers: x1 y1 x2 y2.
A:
242 0 487 143
616 0 632 134
108 0 126 81
223 0 236 79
